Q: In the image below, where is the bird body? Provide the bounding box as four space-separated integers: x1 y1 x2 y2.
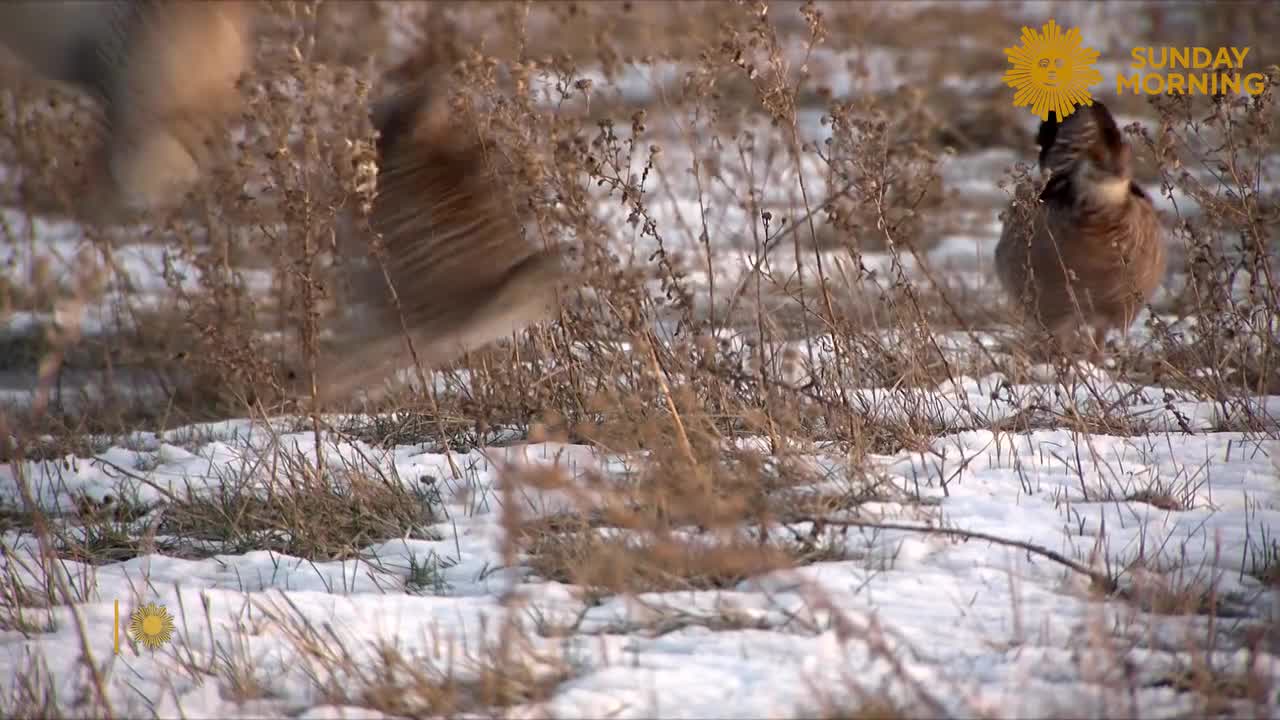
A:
0 2 569 405
0 0 251 216
312 83 568 405
995 101 1166 354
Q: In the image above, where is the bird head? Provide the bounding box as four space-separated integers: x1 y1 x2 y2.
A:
1038 101 1134 205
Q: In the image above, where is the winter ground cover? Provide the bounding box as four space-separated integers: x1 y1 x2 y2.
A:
1 1 1279 718
3 417 1279 718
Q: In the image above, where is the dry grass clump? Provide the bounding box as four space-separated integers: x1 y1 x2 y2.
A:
521 518 816 596
507 400 875 599
1 433 440 577
1136 90 1280 394
209 594 575 716
155 444 442 561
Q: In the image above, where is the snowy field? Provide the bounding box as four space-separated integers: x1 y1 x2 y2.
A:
2 1 1279 718
3 417 1279 718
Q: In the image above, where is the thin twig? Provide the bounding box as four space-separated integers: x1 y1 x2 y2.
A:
790 515 1118 592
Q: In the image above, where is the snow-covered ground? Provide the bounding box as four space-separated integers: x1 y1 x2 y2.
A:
2 413 1278 718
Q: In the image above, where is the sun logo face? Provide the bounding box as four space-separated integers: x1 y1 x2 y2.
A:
1004 19 1103 121
128 603 175 651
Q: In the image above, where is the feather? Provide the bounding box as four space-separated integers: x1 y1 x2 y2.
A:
311 83 569 404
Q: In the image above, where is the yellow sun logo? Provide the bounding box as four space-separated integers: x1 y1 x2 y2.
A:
1004 19 1103 121
128 603 175 650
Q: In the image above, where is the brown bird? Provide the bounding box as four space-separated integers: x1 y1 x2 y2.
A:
995 101 1166 357
0 1 252 218
304 83 570 406
0 3 571 405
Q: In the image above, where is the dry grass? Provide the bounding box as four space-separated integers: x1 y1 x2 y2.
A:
1 1 1278 717
3 424 442 571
